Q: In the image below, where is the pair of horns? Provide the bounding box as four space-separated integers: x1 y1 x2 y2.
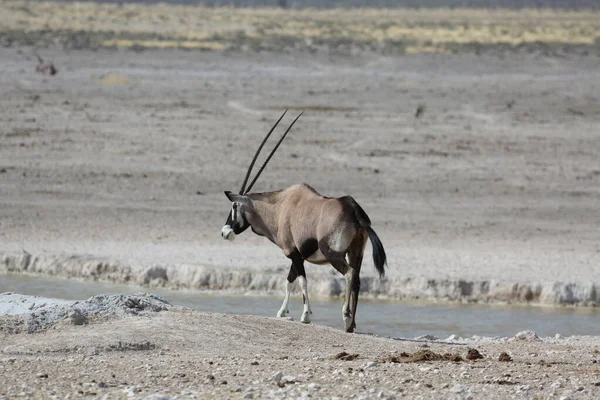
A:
238 110 304 195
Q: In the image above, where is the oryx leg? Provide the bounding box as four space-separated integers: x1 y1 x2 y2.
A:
343 267 356 332
347 255 363 333
277 265 298 318
321 246 353 332
347 233 368 333
291 254 312 324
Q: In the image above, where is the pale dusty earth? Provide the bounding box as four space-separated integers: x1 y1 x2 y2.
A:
2 292 600 400
1 41 600 399
1 46 600 303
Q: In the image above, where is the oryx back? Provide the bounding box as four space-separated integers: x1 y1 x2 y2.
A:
272 184 358 264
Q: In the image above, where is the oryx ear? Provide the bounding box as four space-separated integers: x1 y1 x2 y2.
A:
224 191 249 204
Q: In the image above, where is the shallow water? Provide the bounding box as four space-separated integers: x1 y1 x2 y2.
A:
2 273 599 339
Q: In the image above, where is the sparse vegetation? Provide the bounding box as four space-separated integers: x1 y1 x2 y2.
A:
0 0 599 53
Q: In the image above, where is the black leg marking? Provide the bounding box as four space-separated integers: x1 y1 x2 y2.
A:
288 250 312 322
291 253 308 305
299 238 319 260
287 250 308 304
287 264 298 283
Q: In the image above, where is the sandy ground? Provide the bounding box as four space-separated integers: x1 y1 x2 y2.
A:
1 46 600 304
2 293 600 399
1 8 600 397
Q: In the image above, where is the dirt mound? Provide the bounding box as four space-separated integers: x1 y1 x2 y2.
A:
0 293 174 334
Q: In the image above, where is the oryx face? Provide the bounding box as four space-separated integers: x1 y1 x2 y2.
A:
221 191 250 241
221 110 302 241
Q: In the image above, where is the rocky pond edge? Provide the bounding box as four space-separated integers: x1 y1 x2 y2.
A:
2 252 599 307
0 292 582 344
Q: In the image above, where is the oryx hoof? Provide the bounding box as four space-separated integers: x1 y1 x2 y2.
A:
344 317 354 333
301 312 311 324
277 309 289 318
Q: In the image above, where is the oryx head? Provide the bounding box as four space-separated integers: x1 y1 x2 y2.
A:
221 109 303 241
221 191 251 240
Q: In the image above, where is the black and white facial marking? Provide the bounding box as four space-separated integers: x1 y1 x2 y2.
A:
221 192 250 241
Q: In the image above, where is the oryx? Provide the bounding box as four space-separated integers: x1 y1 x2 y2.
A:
221 110 386 333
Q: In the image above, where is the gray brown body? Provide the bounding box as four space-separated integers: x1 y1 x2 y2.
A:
221 110 385 332
223 183 386 332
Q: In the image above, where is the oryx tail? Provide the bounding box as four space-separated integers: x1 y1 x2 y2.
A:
344 196 387 277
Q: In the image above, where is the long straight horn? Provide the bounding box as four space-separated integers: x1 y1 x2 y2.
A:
238 110 288 194
245 111 304 194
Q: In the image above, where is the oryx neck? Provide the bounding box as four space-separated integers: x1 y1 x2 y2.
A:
244 190 282 245
246 190 282 204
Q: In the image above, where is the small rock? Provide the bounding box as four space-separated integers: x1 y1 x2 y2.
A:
555 333 562 339
307 383 320 391
450 384 465 393
466 348 484 360
514 330 540 341
445 334 463 342
69 309 88 326
271 372 283 382
334 352 359 361
551 379 565 390
122 386 138 395
364 361 379 368
498 352 512 362
36 373 48 379
242 393 254 399
415 334 438 341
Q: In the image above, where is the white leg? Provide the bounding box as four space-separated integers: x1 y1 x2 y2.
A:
298 276 312 323
277 281 292 318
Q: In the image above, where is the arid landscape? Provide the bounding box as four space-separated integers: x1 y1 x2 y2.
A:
2 292 600 399
1 0 600 398
1 1 600 54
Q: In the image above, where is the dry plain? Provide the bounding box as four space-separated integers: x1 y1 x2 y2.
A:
1 2 600 399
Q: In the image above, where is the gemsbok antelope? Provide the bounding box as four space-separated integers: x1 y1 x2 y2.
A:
221 110 387 333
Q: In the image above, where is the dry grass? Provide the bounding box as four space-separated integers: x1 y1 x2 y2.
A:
0 0 598 52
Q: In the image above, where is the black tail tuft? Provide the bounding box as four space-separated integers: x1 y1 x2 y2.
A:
344 196 387 277
366 226 386 277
